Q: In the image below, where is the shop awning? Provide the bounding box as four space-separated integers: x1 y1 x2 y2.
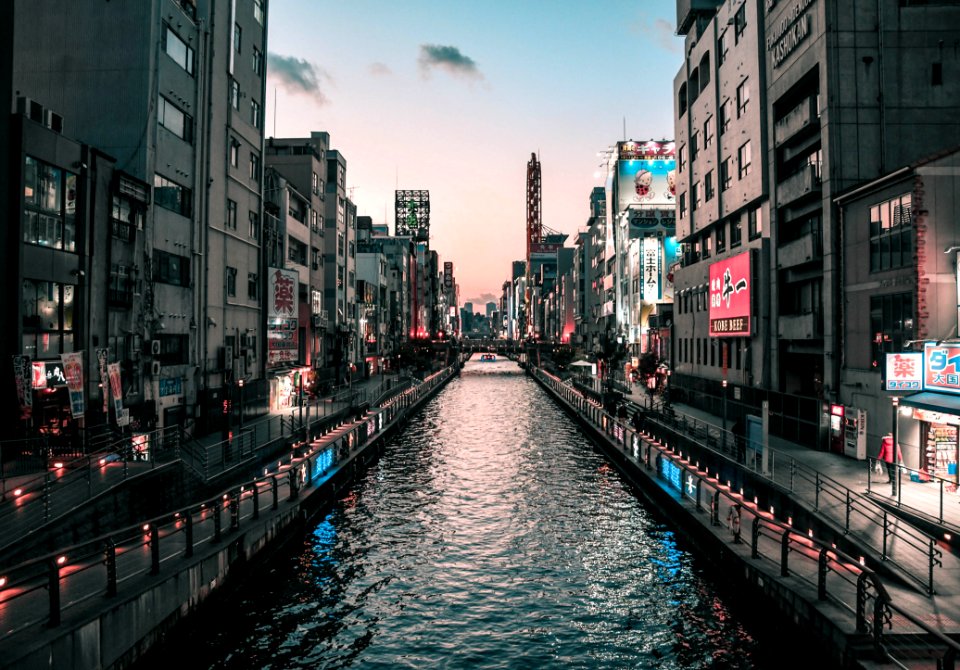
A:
899 392 960 416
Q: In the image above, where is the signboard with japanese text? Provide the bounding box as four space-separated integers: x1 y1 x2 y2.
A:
885 352 923 391
616 140 676 213
268 267 300 367
924 343 960 394
107 362 124 422
443 262 453 289
709 251 752 337
97 348 109 413
60 351 85 418
641 236 661 302
32 361 67 389
13 355 32 415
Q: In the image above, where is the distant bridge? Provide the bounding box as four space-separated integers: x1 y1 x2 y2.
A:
459 338 524 354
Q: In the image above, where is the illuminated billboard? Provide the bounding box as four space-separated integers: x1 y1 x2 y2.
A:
395 190 430 241
923 344 960 394
616 140 676 213
709 251 752 337
885 352 923 391
267 267 299 366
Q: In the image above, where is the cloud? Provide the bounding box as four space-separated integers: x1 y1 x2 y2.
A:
632 17 682 54
369 62 393 77
463 293 498 307
267 53 332 104
418 44 484 81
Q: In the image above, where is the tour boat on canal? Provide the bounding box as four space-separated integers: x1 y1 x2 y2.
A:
479 354 497 362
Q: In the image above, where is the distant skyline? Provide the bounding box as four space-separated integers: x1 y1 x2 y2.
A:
266 1 682 304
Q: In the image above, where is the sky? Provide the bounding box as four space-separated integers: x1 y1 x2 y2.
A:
266 0 683 306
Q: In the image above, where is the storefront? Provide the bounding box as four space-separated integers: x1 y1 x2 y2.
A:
898 393 959 488
268 366 309 413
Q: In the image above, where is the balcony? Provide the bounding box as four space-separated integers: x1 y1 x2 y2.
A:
776 232 822 270
776 163 821 206
774 96 819 147
778 311 822 340
111 219 137 243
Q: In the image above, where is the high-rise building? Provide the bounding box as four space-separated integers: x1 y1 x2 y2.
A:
11 0 269 435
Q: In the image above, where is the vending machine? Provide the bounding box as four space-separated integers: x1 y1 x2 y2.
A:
843 407 867 460
828 404 844 454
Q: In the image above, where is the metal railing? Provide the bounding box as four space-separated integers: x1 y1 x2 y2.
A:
867 457 960 527
535 368 960 667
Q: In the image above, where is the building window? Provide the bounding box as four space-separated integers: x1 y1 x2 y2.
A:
153 249 190 286
705 170 715 201
226 266 237 297
679 192 687 219
288 237 307 265
111 193 144 242
870 292 914 366
248 272 259 300
230 80 240 111
249 211 260 239
158 96 193 144
748 206 763 240
162 24 195 75
679 144 686 171
737 79 750 118
23 156 77 252
156 334 189 366
226 199 237 230
703 232 713 259
870 194 913 271
312 247 321 270
310 210 320 233
932 62 943 86
250 99 261 129
716 222 726 252
692 181 701 211
704 116 714 149
254 0 264 24
230 138 240 168
731 217 743 247
738 141 752 179
720 98 732 135
312 171 320 194
699 52 711 89
691 130 700 161
153 173 192 217
720 157 732 191
108 264 134 307
234 23 242 54
22 280 75 358
734 3 747 44
718 29 729 66
252 46 263 76
678 83 688 118
249 153 261 181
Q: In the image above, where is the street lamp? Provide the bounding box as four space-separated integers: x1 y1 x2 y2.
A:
891 395 900 496
722 378 729 453
237 378 245 434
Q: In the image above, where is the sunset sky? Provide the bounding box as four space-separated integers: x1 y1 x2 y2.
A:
266 0 682 305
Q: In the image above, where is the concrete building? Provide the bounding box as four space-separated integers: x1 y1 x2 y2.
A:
12 0 270 435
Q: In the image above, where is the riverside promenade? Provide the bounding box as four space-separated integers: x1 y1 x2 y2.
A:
0 366 457 670
533 367 960 669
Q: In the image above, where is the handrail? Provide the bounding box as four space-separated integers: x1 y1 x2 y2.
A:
867 457 959 527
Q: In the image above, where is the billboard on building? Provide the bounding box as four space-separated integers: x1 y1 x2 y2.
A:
267 267 299 366
61 351 85 418
641 236 662 302
885 352 923 391
395 190 430 241
616 140 676 213
530 241 561 262
923 344 960 394
443 261 454 289
709 251 752 337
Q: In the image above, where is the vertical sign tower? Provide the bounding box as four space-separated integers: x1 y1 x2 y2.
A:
524 153 542 338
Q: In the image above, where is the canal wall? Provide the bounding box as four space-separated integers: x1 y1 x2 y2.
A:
529 369 873 669
2 366 459 670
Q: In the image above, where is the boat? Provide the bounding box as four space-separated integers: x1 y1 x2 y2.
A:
479 354 497 362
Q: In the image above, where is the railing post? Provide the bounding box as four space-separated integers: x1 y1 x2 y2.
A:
252 482 260 519
48 557 61 627
272 475 279 510
230 489 240 531
751 517 760 558
940 479 945 524
695 479 702 512
856 572 869 633
184 511 194 558
105 538 117 597
790 459 796 492
882 510 889 559
711 491 720 526
815 472 821 510
43 472 51 523
780 531 790 577
873 594 890 659
817 547 828 600
150 525 160 575
213 500 222 543
845 489 851 532
87 456 92 499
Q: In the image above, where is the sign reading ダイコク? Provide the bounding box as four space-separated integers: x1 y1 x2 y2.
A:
924 344 960 394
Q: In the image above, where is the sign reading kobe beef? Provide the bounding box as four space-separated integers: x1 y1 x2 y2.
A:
709 251 752 337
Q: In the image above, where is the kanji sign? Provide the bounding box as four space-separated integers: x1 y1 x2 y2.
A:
709 251 752 337
924 343 960 394
885 352 923 391
268 268 298 319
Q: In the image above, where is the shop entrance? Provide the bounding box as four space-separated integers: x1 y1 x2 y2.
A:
921 421 958 490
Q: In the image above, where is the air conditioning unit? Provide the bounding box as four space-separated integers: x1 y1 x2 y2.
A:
44 109 64 134
150 361 161 376
151 339 161 355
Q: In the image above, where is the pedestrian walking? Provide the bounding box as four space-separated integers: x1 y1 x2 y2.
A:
878 433 903 494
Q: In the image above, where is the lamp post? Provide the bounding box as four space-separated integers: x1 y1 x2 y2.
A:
237 378 245 435
722 378 729 452
298 370 304 432
891 396 900 496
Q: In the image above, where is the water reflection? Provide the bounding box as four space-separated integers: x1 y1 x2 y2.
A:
154 359 765 669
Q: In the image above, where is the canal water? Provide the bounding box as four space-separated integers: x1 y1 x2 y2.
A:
153 357 775 669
